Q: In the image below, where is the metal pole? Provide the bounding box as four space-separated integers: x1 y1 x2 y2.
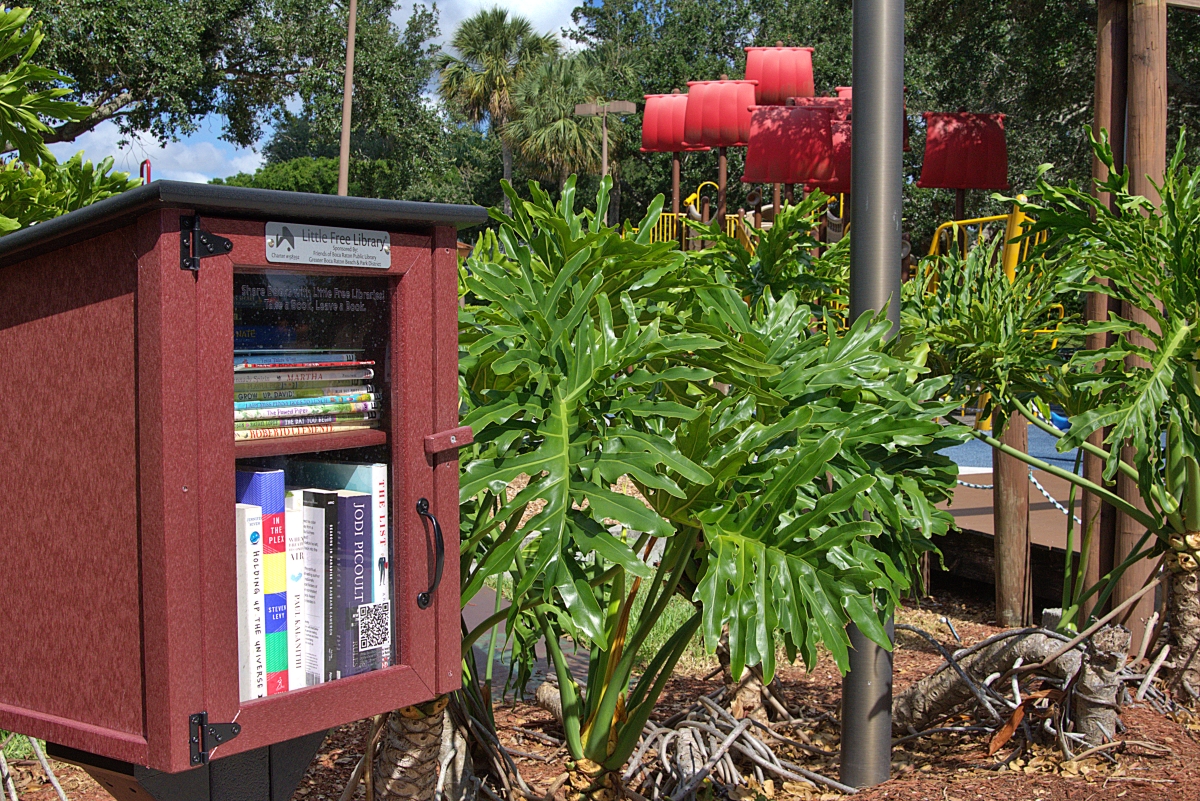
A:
841 618 895 788
848 0 904 335
842 0 903 789
336 0 358 196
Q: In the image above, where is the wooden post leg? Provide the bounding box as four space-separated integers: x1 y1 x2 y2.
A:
673 152 682 249
717 146 728 232
1115 0 1167 649
994 412 1030 627
772 183 782 223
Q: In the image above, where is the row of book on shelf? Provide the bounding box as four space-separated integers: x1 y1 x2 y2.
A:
235 462 393 702
234 350 382 442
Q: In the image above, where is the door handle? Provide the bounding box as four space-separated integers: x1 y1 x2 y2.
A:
415 498 444 609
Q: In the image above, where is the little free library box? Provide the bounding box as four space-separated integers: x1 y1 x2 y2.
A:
0 183 485 798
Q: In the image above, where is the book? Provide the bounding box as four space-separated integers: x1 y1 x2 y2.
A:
236 470 288 695
235 393 376 411
286 461 391 667
235 383 374 401
235 360 375 371
234 412 377 431
334 491 374 679
299 489 338 686
233 368 374 385
236 503 267 702
235 351 358 367
285 504 306 691
234 421 377 441
234 411 378 429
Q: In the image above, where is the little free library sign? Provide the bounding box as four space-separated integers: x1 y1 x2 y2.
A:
265 222 391 269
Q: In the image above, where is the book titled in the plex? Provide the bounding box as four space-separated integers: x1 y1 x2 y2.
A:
233 368 374 385
236 504 267 702
236 469 288 694
334 490 376 679
286 461 391 667
234 421 376 442
284 504 306 691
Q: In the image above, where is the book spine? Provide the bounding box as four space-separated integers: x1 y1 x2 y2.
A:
234 368 374 385
323 494 338 683
337 495 372 679
236 470 288 694
371 464 392 668
300 492 329 686
234 403 377 422
234 421 376 441
235 360 375 371
236 504 267 702
235 382 373 400
285 506 306 690
235 393 376 411
234 352 356 366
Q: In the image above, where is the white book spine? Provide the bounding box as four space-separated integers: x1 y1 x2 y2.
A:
300 499 326 686
236 504 267 701
285 506 306 690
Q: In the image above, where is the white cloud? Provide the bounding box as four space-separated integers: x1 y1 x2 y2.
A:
396 0 579 47
46 120 263 184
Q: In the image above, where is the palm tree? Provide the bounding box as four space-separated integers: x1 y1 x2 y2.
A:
505 55 603 189
436 7 558 211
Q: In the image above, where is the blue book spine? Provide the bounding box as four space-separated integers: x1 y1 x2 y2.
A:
234 352 356 366
335 493 372 679
236 470 289 693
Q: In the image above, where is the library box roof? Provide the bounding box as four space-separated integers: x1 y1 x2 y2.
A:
0 181 489 269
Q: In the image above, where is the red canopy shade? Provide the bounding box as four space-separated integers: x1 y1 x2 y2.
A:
682 80 757 148
741 106 834 184
808 121 851 195
641 94 710 153
917 112 1009 190
744 47 815 105
790 96 852 122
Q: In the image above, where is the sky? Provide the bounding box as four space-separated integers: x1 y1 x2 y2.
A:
46 0 578 184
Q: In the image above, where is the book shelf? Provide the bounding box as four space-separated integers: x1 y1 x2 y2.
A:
0 183 483 793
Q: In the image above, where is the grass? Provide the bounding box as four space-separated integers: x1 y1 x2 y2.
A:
1 731 36 761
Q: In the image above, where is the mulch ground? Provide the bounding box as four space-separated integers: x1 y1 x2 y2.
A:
10 588 1200 801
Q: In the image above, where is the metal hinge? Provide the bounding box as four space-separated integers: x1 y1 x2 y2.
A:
189 712 242 765
180 215 233 271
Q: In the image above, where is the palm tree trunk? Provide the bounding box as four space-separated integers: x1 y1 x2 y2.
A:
501 142 513 215
372 696 447 800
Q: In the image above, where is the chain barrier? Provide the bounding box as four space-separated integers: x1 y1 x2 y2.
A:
955 471 1082 526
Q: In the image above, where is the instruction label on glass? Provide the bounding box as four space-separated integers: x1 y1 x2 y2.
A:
265 222 391 269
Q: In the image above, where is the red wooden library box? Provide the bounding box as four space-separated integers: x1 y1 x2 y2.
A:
0 183 484 788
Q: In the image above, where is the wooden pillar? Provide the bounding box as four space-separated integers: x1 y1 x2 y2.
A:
1082 0 1128 621
995 413 1031 626
717 146 728 232
673 151 683 248
772 183 782 222
1115 0 1168 645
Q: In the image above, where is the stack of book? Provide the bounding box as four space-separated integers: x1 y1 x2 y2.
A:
236 464 393 701
233 350 381 442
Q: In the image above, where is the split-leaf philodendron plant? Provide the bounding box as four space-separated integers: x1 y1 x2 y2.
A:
905 130 1200 692
458 177 965 775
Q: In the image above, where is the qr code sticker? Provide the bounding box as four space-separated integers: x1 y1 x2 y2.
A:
357 601 391 652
